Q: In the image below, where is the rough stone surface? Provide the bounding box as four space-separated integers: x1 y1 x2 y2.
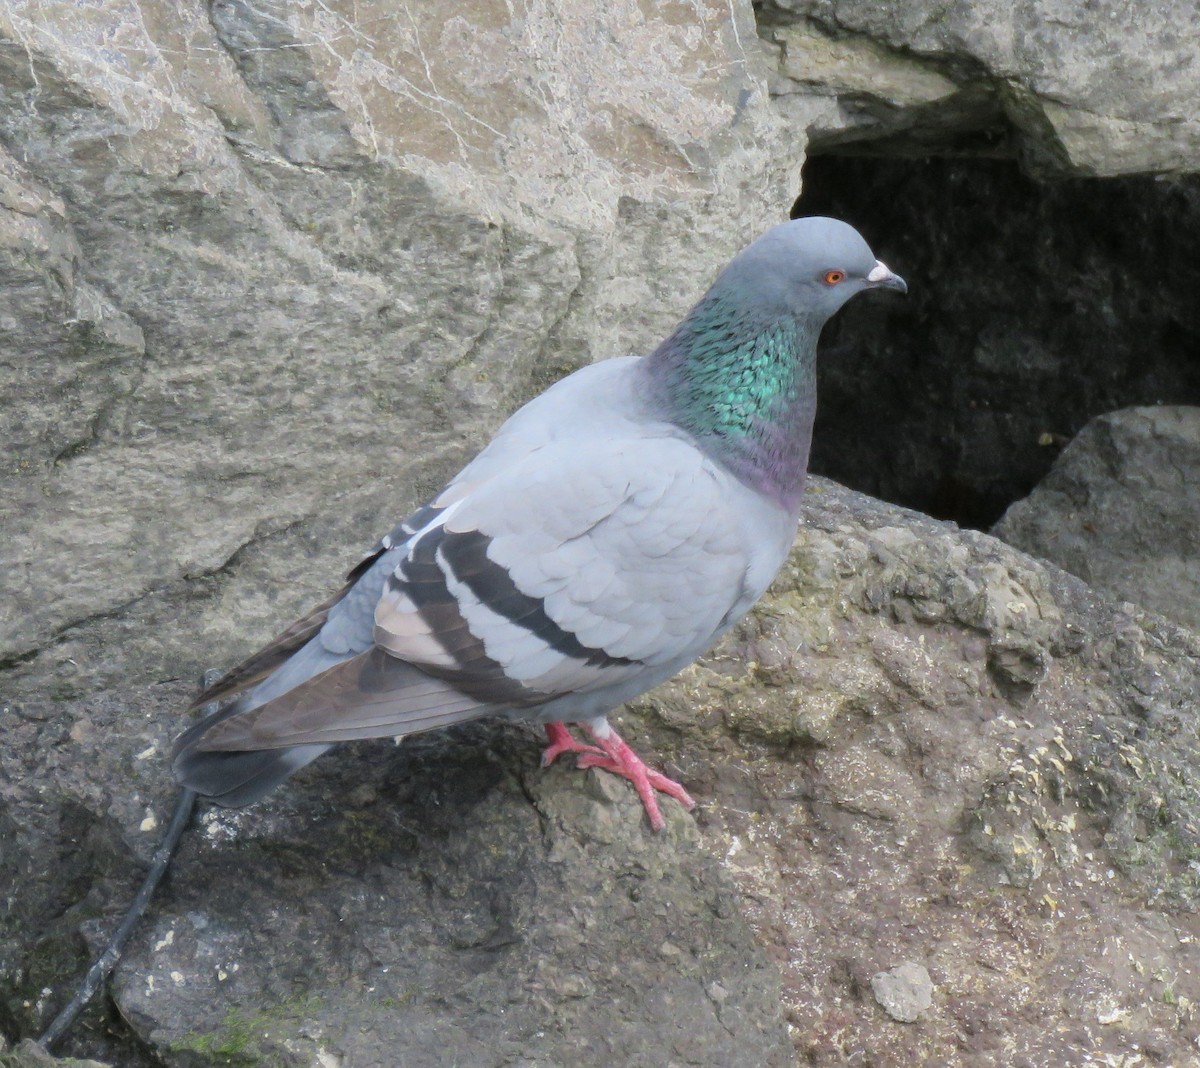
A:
635 479 1200 1066
870 962 934 1024
0 1039 108 1068
994 406 1200 635
759 0 1200 176
1 685 796 1067
111 725 792 1068
0 0 797 681
5 480 1200 1066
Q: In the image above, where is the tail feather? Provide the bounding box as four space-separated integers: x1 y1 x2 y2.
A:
173 742 331 808
173 646 490 807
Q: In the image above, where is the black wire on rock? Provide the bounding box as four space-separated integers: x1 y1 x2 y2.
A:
37 785 198 1049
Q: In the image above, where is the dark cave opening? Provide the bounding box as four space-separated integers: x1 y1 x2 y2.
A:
793 154 1200 530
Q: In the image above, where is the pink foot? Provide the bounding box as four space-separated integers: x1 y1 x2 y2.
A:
541 721 604 767
577 724 695 832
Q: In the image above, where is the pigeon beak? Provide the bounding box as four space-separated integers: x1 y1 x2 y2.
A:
866 260 907 294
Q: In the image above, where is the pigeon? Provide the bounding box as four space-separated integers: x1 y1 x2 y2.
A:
173 216 906 830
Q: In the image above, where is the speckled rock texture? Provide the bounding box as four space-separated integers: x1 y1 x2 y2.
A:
111 730 793 1068
0 1038 107 1068
994 406 1200 635
638 478 1200 1066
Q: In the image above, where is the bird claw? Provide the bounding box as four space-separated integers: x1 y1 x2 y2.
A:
578 726 695 832
540 721 605 767
541 722 694 831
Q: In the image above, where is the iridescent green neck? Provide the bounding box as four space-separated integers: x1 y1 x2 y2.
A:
645 294 819 508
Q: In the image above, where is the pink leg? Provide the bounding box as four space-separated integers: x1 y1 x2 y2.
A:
541 721 604 767
576 722 695 832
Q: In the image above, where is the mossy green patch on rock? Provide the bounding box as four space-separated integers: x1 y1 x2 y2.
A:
167 994 325 1068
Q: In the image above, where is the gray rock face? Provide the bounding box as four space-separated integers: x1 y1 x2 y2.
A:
0 0 797 683
994 406 1200 634
0 1039 108 1068
111 726 792 1068
761 0 1200 175
640 479 1200 1066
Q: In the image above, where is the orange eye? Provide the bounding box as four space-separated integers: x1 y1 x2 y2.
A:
823 270 846 285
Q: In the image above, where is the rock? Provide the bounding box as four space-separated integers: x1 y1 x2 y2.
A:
870 962 934 1023
0 1039 110 1068
760 0 1200 176
110 724 793 1068
6 0 1200 682
631 479 1200 1066
0 0 798 684
994 406 1200 634
7 479 1200 1066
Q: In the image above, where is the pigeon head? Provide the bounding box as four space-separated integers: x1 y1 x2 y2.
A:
645 216 904 509
714 216 906 324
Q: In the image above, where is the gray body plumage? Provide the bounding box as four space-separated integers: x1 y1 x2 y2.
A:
173 217 905 811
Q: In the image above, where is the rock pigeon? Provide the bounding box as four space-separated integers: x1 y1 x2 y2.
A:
173 217 905 830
